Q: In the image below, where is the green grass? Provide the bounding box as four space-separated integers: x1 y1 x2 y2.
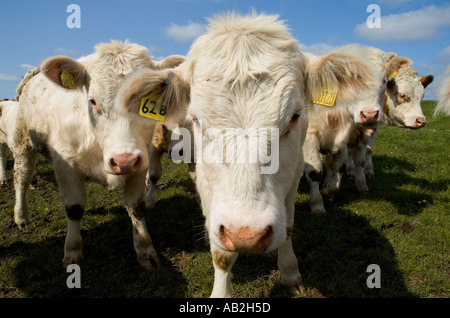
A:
0 101 448 298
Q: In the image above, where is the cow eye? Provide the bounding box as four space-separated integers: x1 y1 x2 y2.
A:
89 97 100 113
290 110 302 123
399 93 406 98
284 109 303 136
190 113 205 135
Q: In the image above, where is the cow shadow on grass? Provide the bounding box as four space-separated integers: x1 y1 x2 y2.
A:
1 195 206 298
289 203 414 298
299 154 447 217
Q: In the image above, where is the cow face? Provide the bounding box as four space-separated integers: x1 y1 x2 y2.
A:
187 73 308 254
116 18 309 254
353 75 386 127
384 56 434 128
306 50 385 128
41 42 185 176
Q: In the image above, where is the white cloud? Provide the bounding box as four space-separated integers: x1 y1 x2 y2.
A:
0 74 21 82
298 42 335 56
54 47 83 57
354 4 450 41
437 46 450 63
164 21 207 43
20 64 36 71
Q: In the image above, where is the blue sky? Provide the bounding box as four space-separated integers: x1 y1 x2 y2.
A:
0 0 449 99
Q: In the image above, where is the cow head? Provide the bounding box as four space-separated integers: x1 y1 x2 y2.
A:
41 41 185 176
116 14 309 254
384 56 434 128
306 49 384 128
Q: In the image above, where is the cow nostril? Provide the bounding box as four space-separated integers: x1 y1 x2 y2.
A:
416 117 426 126
133 155 141 170
109 157 121 173
219 225 273 253
108 153 141 174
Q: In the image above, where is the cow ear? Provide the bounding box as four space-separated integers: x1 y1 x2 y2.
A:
41 56 89 89
386 56 413 78
307 52 377 104
155 55 186 70
383 52 397 64
420 75 434 88
115 67 190 125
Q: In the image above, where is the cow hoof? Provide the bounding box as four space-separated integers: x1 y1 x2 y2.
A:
320 188 336 198
311 205 326 215
357 187 369 194
282 273 307 297
63 259 83 270
138 248 161 270
15 218 29 229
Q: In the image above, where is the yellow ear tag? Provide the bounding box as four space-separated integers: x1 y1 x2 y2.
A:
139 87 167 122
139 73 174 122
389 71 397 78
60 72 77 89
312 88 338 107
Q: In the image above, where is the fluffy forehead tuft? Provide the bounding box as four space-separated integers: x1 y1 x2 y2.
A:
82 40 155 110
394 68 424 96
185 12 306 129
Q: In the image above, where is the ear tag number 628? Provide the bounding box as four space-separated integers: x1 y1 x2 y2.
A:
139 88 167 122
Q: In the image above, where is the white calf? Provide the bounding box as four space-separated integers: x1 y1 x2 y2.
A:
13 41 182 269
303 45 384 214
348 52 434 185
433 66 450 117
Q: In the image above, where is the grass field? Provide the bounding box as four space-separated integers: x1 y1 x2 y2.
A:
0 101 448 298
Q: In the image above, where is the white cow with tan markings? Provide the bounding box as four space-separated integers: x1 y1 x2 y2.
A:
12 40 182 269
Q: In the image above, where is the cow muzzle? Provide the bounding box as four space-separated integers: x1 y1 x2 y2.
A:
415 117 426 128
360 110 380 124
218 225 273 253
108 152 142 175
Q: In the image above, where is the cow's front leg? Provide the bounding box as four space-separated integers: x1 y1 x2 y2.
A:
364 127 378 180
210 244 238 298
13 147 39 227
352 146 369 193
278 237 306 296
321 147 347 199
52 156 86 268
0 144 8 185
346 148 356 181
145 143 162 210
125 172 160 269
303 134 326 214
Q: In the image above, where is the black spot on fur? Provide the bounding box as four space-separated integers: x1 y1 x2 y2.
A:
308 170 322 182
66 204 84 220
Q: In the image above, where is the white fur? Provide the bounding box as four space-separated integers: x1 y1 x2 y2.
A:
302 44 384 214
12 41 161 269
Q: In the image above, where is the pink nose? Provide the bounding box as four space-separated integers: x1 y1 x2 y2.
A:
360 110 380 123
219 225 272 253
109 153 141 175
415 117 426 127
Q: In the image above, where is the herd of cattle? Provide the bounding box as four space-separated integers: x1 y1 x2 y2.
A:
0 12 448 298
